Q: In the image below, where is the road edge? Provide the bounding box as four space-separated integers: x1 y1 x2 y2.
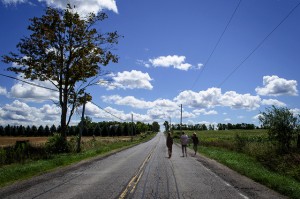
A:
191 148 288 199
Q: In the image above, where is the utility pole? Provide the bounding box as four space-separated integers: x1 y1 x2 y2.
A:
180 104 182 132
131 113 133 141
77 93 86 153
169 116 171 132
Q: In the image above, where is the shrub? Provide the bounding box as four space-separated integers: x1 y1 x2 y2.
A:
234 133 246 152
45 133 70 154
259 106 299 153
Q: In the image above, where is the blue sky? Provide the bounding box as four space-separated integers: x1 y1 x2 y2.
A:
0 0 299 128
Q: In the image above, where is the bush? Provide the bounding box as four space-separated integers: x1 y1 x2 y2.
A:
259 106 299 153
45 133 70 154
234 133 246 152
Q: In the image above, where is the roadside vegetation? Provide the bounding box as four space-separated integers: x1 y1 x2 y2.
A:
171 106 300 199
0 131 156 187
0 119 160 187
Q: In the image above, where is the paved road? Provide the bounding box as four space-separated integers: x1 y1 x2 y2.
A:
0 132 286 199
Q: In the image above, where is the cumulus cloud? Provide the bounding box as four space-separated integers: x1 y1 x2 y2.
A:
261 99 286 107
84 102 152 122
101 70 153 90
290 108 300 116
8 76 58 102
221 91 261 110
193 109 218 115
174 87 261 110
2 0 118 16
255 75 298 96
102 95 153 109
149 55 192 71
102 95 178 111
0 100 60 126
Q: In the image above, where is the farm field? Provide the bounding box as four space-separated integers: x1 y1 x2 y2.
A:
0 136 132 147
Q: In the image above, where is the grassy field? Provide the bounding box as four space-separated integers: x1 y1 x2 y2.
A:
0 132 156 187
0 136 132 147
173 129 300 199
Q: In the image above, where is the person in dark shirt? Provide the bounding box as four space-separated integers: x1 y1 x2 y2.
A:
166 132 173 158
191 132 199 156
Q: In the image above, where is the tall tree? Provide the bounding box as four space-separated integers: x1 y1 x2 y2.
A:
2 5 120 138
163 121 169 132
152 121 160 133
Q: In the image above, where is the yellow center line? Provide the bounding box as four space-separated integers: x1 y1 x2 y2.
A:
119 142 158 199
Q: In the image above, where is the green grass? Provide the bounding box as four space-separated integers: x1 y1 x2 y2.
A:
171 129 300 198
0 132 156 187
199 146 300 199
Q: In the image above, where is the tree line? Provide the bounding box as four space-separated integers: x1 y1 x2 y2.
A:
163 121 257 132
0 120 160 137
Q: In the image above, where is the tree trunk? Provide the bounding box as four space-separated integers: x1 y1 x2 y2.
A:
60 104 68 139
60 87 69 139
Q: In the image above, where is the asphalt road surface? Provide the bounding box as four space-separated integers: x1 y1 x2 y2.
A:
0 132 286 199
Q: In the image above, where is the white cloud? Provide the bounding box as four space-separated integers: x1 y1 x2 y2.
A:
102 95 153 109
0 86 7 95
1 0 26 5
196 63 204 69
9 76 58 102
149 55 192 71
102 95 178 111
0 100 60 126
84 102 153 123
193 109 218 115
261 99 286 107
221 91 261 110
290 108 300 116
136 59 150 68
253 114 262 121
2 0 118 16
255 75 298 96
174 87 261 110
41 0 118 16
101 70 153 90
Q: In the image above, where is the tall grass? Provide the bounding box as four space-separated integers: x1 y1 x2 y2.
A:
200 146 300 199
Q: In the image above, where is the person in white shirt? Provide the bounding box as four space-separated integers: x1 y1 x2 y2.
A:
180 132 189 157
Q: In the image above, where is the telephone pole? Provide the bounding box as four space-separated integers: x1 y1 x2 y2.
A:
131 113 133 141
180 104 182 132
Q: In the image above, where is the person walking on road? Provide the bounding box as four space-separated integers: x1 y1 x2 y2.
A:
191 132 199 156
180 132 189 157
166 132 173 158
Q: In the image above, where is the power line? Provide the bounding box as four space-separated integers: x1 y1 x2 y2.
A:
91 101 127 122
191 0 242 89
0 73 58 92
217 1 300 88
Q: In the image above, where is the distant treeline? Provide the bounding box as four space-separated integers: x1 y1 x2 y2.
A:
169 123 257 131
0 120 160 137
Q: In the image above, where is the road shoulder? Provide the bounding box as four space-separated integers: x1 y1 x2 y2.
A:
193 150 287 199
